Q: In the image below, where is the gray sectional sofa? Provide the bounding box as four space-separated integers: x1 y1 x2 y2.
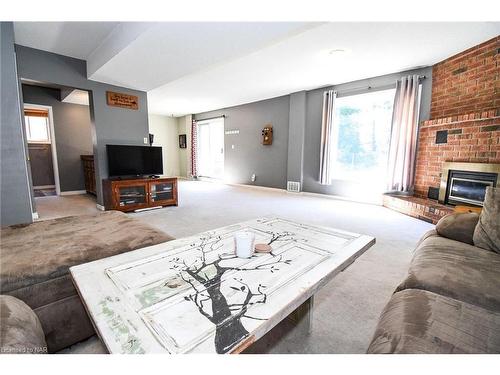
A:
0 211 173 353
368 187 500 353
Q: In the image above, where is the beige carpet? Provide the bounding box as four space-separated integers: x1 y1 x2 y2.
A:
35 180 433 353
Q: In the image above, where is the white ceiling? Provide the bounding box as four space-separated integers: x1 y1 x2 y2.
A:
13 22 119 59
13 22 500 116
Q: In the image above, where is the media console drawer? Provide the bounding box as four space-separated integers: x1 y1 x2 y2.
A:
103 177 178 212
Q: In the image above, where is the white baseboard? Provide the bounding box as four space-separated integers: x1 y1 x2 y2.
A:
197 177 286 193
96 203 105 211
134 206 163 213
193 177 382 205
32 212 39 220
227 182 286 193
300 191 382 206
33 185 55 189
60 190 87 196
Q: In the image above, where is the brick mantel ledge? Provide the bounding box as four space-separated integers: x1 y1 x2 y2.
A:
421 109 499 128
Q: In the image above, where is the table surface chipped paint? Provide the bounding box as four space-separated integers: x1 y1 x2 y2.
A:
70 217 375 354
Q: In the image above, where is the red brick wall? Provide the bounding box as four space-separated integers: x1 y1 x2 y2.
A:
414 113 500 197
430 36 499 119
413 36 500 198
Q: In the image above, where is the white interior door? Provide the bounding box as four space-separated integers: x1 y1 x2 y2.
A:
197 118 224 179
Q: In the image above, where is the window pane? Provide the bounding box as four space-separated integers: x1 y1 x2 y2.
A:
25 116 50 142
331 89 395 189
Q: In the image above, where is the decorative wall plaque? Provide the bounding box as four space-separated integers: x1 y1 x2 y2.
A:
106 91 139 110
262 125 273 145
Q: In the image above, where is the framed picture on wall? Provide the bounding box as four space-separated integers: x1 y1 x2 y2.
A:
179 134 187 148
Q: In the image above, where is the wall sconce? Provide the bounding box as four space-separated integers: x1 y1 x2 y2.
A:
262 125 273 145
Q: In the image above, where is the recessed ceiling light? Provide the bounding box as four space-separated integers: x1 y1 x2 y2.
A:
328 48 349 55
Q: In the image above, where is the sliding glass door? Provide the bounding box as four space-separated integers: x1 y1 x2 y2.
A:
197 118 224 179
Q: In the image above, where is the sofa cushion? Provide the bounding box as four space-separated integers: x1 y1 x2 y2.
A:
34 295 95 353
436 212 479 245
0 211 173 294
397 231 500 311
0 295 47 354
473 186 500 253
367 289 500 354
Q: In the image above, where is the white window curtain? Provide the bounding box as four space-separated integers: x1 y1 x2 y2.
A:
386 75 421 193
319 89 337 185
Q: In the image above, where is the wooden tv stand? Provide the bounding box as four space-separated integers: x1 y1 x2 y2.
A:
102 177 178 212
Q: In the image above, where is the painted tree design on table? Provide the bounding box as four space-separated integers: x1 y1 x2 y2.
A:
169 230 295 353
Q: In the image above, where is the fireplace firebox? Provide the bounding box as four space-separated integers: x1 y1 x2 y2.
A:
439 162 500 207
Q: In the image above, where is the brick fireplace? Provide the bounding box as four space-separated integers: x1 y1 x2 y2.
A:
384 36 499 223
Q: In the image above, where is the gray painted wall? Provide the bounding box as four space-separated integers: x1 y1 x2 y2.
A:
22 85 94 192
302 67 433 199
15 45 149 205
194 66 432 199
0 22 33 226
194 96 290 189
287 91 306 185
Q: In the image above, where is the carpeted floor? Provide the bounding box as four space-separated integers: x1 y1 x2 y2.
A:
35 180 433 353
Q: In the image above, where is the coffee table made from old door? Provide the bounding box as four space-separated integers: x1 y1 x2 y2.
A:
70 217 375 354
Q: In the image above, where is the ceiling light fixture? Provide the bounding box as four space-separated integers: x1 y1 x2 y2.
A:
328 48 347 55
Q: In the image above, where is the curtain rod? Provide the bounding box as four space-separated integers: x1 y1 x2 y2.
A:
195 114 225 122
335 75 426 95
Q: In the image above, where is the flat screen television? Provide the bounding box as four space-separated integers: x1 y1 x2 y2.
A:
106 144 163 177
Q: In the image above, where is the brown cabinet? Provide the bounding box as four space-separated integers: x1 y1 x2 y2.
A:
81 155 96 195
103 177 178 212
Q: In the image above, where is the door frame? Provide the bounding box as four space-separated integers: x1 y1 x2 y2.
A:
24 103 61 196
196 117 225 179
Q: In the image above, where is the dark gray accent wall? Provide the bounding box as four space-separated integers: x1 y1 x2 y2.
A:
302 67 433 198
28 144 55 186
194 95 290 189
1 22 33 226
22 85 93 192
15 45 149 204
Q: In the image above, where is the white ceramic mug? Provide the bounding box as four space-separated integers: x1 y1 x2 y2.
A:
234 231 255 258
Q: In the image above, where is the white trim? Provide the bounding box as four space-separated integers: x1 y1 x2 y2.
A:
24 104 61 196
227 182 285 193
300 191 382 206
33 185 56 189
32 212 39 220
134 206 163 213
199 177 287 193
96 204 106 211
60 190 87 196
196 178 382 205
14 52 34 218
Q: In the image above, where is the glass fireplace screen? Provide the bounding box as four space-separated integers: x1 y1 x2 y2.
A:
446 170 497 206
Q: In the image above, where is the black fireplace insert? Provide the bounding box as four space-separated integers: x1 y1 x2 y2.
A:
445 170 497 206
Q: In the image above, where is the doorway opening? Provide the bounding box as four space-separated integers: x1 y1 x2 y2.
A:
24 105 60 197
22 83 96 220
197 117 225 179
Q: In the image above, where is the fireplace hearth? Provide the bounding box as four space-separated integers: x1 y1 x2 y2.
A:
439 162 500 207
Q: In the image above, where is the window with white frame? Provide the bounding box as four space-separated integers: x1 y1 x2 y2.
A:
330 88 396 187
24 112 51 143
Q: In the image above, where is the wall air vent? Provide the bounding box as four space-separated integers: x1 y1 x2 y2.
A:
287 181 301 193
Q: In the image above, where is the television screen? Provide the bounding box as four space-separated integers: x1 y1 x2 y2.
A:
106 145 163 177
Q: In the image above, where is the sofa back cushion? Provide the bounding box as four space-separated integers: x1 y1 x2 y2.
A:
397 232 500 312
0 295 47 354
436 212 479 245
473 187 500 254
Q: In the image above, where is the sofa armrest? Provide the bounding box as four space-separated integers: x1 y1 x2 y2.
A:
0 295 47 354
435 212 479 245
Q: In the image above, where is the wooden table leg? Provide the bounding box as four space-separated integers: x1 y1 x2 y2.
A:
287 296 314 334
